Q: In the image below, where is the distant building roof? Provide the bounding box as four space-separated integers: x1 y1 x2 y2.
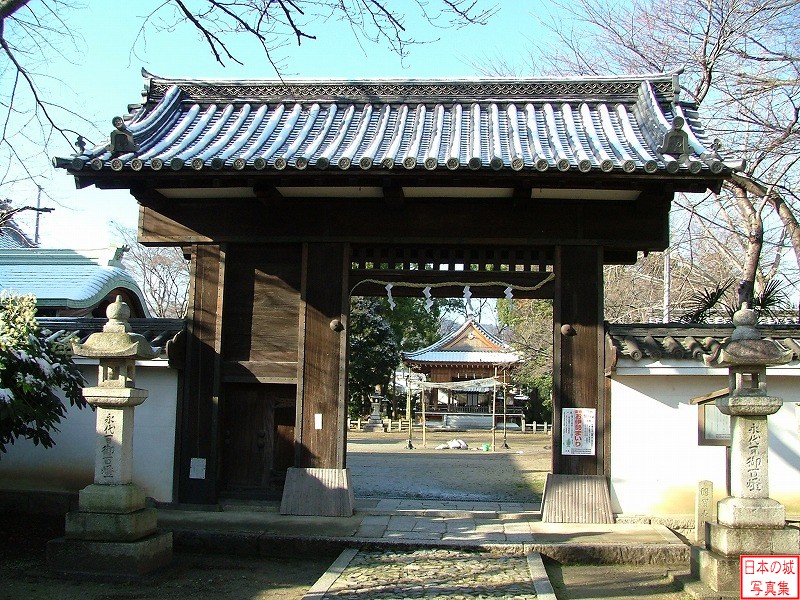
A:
0 216 35 249
0 246 149 317
55 71 739 184
403 319 518 367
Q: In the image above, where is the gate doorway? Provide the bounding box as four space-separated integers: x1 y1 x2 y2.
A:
55 73 731 513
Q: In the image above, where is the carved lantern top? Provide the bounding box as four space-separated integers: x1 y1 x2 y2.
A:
704 304 793 371
72 296 159 360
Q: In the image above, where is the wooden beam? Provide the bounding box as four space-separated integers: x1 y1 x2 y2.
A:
137 197 672 252
383 183 405 207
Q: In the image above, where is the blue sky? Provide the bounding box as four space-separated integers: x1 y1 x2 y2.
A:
8 1 552 248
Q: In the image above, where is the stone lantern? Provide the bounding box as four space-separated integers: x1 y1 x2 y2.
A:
47 297 172 578
690 304 799 596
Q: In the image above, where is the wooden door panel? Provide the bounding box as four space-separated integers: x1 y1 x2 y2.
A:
221 383 274 492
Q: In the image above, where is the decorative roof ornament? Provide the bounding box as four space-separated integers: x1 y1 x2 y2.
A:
658 115 690 156
108 116 139 154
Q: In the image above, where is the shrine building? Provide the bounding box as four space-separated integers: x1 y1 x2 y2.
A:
55 71 736 515
403 318 518 420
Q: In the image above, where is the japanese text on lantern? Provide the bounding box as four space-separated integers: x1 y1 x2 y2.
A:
100 413 116 479
745 421 764 494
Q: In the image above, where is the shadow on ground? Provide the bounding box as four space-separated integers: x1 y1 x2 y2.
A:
0 512 332 600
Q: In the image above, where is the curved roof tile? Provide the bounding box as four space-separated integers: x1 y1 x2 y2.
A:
55 73 741 178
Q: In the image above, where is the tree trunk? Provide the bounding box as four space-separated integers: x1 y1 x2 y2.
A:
730 181 763 308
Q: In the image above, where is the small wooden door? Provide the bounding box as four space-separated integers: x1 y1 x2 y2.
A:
220 383 275 497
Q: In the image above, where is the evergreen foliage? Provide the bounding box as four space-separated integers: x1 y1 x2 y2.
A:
347 297 400 419
0 294 86 453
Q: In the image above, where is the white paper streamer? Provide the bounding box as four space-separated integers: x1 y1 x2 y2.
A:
423 286 433 313
463 285 473 315
504 286 514 311
385 283 396 310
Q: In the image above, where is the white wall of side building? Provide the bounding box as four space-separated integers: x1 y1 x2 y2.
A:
0 359 178 503
610 360 800 517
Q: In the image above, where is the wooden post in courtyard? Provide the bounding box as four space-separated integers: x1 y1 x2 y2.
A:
552 245 607 476
280 242 354 516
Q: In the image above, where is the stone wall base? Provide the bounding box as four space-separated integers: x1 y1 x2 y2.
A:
280 468 354 517
47 531 173 579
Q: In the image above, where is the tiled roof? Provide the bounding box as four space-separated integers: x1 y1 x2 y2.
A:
0 247 149 315
0 219 35 249
54 72 739 179
38 317 185 356
403 319 517 365
607 324 800 365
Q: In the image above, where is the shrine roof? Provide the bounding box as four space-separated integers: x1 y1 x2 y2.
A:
0 247 149 316
403 318 518 366
55 71 740 184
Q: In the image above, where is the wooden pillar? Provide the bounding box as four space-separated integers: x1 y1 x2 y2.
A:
281 242 352 515
177 244 225 504
552 245 607 476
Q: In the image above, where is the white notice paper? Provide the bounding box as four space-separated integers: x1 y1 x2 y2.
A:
561 408 596 455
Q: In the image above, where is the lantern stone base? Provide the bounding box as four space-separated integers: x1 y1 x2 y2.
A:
47 531 173 580
78 483 146 513
65 507 158 542
707 522 799 556
688 522 800 597
688 546 743 598
280 467 354 516
717 496 786 528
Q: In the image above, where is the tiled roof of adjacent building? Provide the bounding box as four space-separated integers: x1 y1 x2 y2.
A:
403 318 518 366
38 317 184 357
0 247 149 317
607 323 800 367
0 218 35 249
54 71 740 179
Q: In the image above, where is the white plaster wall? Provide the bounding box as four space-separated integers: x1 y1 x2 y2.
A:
611 362 800 516
0 360 178 502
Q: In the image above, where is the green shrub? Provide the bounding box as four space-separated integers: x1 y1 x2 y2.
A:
0 294 86 453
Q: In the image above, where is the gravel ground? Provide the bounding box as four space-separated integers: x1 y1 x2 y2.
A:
347 429 551 502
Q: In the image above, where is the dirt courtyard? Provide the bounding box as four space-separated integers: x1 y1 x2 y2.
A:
347 429 552 502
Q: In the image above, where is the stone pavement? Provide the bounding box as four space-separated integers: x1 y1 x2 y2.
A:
160 498 688 564
159 497 691 599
